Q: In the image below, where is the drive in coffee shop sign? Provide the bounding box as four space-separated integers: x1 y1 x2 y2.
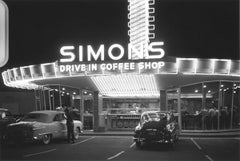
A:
0 0 8 67
58 42 166 74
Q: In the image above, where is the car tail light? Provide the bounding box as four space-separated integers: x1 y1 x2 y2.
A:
166 124 174 132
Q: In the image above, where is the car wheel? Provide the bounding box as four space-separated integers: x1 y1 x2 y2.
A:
175 133 179 142
74 127 80 140
169 136 177 148
42 134 51 145
135 141 142 148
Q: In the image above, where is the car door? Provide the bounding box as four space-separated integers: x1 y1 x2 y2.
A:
53 113 67 138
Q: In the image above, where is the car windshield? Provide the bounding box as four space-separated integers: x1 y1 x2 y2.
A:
148 112 167 120
22 113 49 123
148 113 160 119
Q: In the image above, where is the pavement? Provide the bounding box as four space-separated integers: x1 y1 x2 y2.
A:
2 135 239 161
82 129 240 137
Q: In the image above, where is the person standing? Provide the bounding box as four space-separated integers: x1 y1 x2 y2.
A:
65 107 75 143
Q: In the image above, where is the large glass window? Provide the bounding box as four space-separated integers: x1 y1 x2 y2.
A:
84 99 93 114
103 98 160 114
181 83 202 130
166 89 178 113
232 82 240 129
219 81 233 129
103 98 159 129
35 85 81 111
203 81 220 130
178 80 240 131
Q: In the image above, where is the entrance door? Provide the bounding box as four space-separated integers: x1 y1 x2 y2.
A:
83 99 93 130
166 88 181 130
42 87 52 110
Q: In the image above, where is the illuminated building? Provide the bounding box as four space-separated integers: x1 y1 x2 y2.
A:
1 0 239 132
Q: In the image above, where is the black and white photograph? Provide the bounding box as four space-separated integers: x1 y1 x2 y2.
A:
0 0 239 160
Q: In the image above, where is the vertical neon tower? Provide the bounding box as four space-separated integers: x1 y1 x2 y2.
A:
128 0 155 59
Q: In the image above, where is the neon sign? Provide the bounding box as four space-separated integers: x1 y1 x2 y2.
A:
59 61 165 73
60 42 165 63
59 0 165 73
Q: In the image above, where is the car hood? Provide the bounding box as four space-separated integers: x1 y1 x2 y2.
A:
141 119 167 131
0 120 13 126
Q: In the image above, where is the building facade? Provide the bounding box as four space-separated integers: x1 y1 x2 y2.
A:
1 0 239 132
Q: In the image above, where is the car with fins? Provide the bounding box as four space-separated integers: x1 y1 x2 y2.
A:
0 108 16 142
133 111 179 148
6 110 83 145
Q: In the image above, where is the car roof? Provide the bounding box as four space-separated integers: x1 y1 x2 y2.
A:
0 108 9 112
30 110 64 115
26 110 64 122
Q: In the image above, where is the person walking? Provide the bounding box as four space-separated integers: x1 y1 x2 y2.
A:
65 107 75 143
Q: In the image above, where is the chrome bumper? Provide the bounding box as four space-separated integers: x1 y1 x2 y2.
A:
133 136 174 143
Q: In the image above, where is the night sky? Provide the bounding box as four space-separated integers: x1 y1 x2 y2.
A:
1 0 239 69
0 0 239 72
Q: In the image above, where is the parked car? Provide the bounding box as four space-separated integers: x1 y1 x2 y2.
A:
6 110 83 145
133 111 179 148
0 108 16 141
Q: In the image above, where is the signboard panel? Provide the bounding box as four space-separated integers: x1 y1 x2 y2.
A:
0 0 8 67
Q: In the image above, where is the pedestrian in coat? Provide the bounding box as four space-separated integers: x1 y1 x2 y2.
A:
65 107 75 143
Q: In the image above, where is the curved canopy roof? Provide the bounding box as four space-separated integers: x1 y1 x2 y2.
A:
2 58 240 97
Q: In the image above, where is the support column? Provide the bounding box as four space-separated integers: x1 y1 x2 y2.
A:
177 88 182 132
202 83 207 130
218 82 222 130
93 91 99 132
160 90 166 111
80 90 84 123
59 85 62 107
202 83 206 110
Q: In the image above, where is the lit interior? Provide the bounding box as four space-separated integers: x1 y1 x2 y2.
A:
91 74 159 97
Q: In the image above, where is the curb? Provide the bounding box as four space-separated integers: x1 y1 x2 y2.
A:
81 132 240 137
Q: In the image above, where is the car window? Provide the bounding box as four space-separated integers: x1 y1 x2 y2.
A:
22 113 49 123
54 114 65 121
149 112 167 120
141 114 149 122
148 113 159 119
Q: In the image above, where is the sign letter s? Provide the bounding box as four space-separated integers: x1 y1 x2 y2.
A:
147 42 165 59
60 46 75 62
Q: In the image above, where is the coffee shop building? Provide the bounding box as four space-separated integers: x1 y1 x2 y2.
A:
1 0 239 133
2 57 240 132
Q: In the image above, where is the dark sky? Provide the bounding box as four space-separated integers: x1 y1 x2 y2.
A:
1 0 239 70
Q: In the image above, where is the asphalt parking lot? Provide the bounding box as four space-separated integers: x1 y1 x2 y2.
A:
1 136 239 161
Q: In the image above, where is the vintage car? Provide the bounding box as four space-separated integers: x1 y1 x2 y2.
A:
133 111 179 148
6 110 83 145
0 108 16 141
